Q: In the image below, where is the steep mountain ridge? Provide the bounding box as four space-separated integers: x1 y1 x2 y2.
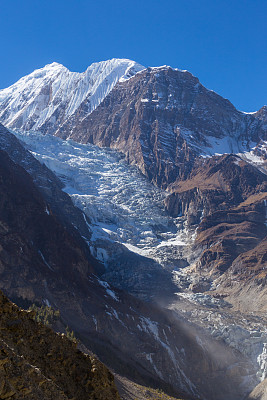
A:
0 59 144 134
45 64 267 313
56 66 267 187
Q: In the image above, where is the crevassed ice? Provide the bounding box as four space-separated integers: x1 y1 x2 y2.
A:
14 130 190 266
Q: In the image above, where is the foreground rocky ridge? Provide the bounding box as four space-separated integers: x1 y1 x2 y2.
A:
0 290 120 400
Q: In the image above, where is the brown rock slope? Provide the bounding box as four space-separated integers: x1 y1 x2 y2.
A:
246 378 267 400
57 67 267 188
115 374 187 400
0 290 120 400
166 154 267 311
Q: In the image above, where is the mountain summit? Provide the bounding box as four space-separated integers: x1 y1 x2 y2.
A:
0 58 144 133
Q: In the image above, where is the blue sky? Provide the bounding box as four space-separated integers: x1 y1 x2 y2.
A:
0 0 266 111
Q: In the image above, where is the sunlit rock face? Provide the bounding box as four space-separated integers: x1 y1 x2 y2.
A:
57 66 267 188
246 378 267 400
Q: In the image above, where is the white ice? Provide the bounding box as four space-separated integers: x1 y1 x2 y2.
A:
14 130 190 267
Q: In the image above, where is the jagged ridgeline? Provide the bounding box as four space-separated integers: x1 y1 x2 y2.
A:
0 290 120 400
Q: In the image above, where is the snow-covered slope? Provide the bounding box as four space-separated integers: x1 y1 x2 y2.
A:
0 59 144 133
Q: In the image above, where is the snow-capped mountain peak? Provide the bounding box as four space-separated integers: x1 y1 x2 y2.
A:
44 61 65 68
0 58 144 133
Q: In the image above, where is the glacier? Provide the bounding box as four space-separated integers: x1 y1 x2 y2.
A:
14 129 193 268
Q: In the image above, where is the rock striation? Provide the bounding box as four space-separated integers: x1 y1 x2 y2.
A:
166 154 267 311
57 66 267 188
246 378 267 400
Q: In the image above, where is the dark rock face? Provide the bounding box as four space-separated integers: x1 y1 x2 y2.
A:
56 67 267 188
0 290 121 400
0 147 97 299
0 123 97 257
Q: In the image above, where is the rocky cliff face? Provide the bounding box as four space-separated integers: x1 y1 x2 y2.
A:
51 64 267 310
165 154 267 311
0 290 120 400
0 145 100 301
0 123 103 275
56 66 267 188
246 378 267 400
55 65 267 312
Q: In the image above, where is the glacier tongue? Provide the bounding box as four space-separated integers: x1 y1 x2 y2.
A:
14 130 193 268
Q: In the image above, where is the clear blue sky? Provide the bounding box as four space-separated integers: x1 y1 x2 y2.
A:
0 0 266 111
